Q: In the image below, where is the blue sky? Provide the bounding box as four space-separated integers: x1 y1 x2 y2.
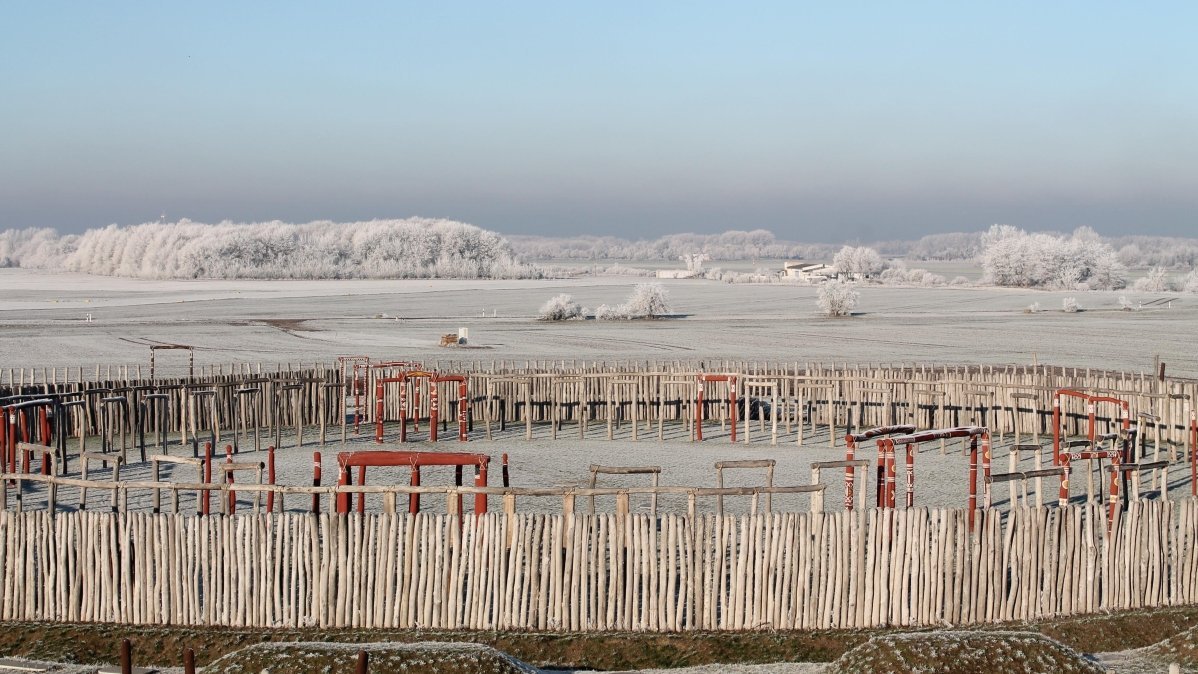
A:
1 2 1194 240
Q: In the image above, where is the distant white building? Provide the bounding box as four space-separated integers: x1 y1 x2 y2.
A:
656 269 696 279
782 261 835 281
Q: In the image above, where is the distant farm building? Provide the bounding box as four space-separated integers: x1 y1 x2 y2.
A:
656 269 697 279
782 261 835 281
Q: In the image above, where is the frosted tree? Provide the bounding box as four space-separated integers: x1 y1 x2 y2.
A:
594 304 623 320
979 225 1125 289
0 218 542 280
817 280 859 317
1133 267 1174 292
595 283 672 320
1062 297 1080 313
625 283 671 318
679 252 710 273
833 246 885 277
537 294 583 320
1183 270 1198 293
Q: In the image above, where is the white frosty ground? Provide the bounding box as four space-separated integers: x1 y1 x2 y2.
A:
0 269 1194 376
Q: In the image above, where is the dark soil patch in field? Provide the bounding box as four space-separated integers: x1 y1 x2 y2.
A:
257 318 322 332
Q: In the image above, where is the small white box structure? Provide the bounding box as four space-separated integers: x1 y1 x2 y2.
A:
458 327 469 345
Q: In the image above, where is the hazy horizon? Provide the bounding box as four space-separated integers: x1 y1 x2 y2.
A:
3 3 1195 239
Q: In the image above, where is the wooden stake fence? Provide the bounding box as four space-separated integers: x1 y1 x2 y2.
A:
4 361 1198 450
0 500 1194 630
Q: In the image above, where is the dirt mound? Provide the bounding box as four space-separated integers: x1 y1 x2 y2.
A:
1144 624 1198 669
827 631 1104 674
203 641 540 674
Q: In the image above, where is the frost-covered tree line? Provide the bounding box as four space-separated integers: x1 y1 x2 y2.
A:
0 219 539 279
979 225 1126 290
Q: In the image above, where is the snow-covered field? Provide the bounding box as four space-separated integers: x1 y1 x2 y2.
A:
1 268 1194 376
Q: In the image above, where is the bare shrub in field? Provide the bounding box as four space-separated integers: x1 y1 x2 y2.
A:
537 294 583 321
1062 297 1081 313
1133 266 1175 292
594 304 625 320
1183 269 1198 293
625 283 670 318
595 283 672 320
817 280 859 317
880 263 947 286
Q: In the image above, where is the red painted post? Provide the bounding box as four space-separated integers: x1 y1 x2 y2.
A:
353 363 362 435
202 442 213 515
1087 401 1097 446
1191 413 1197 497
409 464 421 514
729 379 738 443
904 442 915 508
980 434 991 511
458 380 469 441
1107 451 1122 525
225 444 235 514
356 465 367 514
312 451 322 513
844 439 856 510
429 382 439 442
183 648 196 674
475 459 489 514
267 445 276 512
412 378 422 434
454 463 464 516
967 436 978 530
375 380 384 444
38 408 51 473
1052 393 1062 465
18 410 29 474
887 441 898 508
501 452 509 487
1 406 11 474
119 638 132 674
1058 455 1071 506
336 465 350 514
399 377 408 442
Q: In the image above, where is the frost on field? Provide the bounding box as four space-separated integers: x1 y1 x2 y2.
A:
537 294 584 321
817 279 859 317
